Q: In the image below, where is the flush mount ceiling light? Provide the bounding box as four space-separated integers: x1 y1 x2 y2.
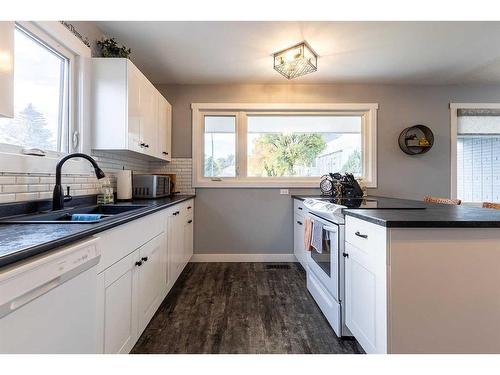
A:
273 41 318 80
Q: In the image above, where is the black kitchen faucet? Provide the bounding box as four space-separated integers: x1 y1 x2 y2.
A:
52 153 106 211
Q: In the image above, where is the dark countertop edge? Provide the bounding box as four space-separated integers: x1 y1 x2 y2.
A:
291 195 322 201
344 210 500 228
292 195 500 228
0 195 195 269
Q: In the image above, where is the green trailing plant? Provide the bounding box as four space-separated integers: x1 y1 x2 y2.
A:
96 38 131 58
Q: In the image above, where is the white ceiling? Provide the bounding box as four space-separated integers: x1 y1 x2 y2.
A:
95 21 500 85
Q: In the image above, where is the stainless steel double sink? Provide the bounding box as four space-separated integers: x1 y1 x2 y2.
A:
0 204 149 224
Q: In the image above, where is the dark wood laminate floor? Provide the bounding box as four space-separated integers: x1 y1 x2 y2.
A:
132 262 364 354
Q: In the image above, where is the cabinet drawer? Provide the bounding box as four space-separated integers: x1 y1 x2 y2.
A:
294 211 304 223
171 199 194 219
183 200 194 220
345 216 384 251
97 211 164 273
294 199 306 215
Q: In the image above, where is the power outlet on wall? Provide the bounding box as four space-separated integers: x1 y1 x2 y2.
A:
280 189 289 195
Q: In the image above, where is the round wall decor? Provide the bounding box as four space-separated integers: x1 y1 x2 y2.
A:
398 124 434 155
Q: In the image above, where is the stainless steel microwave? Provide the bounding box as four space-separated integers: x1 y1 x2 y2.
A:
132 174 171 199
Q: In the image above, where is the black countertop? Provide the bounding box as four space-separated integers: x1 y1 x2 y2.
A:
0 195 195 269
292 195 500 228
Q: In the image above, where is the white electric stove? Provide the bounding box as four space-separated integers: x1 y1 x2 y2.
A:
302 198 353 337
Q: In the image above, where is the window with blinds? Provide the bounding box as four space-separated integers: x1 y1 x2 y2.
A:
457 109 500 202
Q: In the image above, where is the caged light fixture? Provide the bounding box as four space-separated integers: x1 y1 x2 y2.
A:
273 41 318 79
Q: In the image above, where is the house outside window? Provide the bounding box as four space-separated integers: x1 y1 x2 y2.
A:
0 23 73 154
452 105 500 203
192 103 378 188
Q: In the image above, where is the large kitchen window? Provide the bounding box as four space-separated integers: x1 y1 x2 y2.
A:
193 103 378 188
452 104 500 203
0 23 74 154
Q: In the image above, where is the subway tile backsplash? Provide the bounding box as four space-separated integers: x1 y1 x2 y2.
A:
150 158 195 195
0 153 194 203
0 173 102 203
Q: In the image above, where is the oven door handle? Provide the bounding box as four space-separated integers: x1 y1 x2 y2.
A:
323 225 338 233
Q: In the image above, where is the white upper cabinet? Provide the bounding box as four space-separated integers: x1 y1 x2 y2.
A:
92 58 171 161
0 22 14 118
157 94 172 161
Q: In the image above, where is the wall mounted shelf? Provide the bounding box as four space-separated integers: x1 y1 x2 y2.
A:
398 125 434 155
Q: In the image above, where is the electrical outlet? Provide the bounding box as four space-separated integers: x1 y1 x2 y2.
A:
280 189 289 195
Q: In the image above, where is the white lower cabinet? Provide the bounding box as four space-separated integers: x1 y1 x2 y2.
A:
183 216 194 264
167 200 194 287
345 242 381 354
98 234 165 354
168 208 184 284
98 251 138 354
293 212 306 268
293 199 309 269
344 216 387 354
97 199 194 353
137 234 165 333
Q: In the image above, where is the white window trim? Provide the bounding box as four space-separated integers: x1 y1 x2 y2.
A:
450 102 500 203
0 21 92 175
192 102 378 188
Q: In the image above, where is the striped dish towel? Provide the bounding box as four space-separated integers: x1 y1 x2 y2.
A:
311 220 323 254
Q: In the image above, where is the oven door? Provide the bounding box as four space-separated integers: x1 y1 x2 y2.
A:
307 216 340 302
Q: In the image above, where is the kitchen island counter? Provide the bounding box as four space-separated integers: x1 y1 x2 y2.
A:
292 195 500 228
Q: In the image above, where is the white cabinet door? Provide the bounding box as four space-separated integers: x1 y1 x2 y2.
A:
344 216 388 354
127 61 143 153
174 209 185 279
344 241 386 354
293 213 306 268
183 216 193 264
168 209 180 285
137 234 165 333
157 94 172 161
141 80 158 157
99 251 139 354
168 207 186 284
0 21 14 118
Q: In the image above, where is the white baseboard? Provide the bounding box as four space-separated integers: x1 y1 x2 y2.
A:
190 253 297 262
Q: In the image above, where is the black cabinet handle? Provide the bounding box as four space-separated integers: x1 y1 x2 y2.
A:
135 261 143 267
140 142 145 147
342 252 349 258
187 219 193 224
355 231 368 239
144 144 149 148
187 206 192 209
141 256 148 262
173 211 180 216
297 221 303 225
162 151 169 155
298 207 303 210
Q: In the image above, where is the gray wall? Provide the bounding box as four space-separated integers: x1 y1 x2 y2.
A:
156 83 500 255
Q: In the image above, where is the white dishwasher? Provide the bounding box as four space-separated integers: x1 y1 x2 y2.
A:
0 237 101 353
